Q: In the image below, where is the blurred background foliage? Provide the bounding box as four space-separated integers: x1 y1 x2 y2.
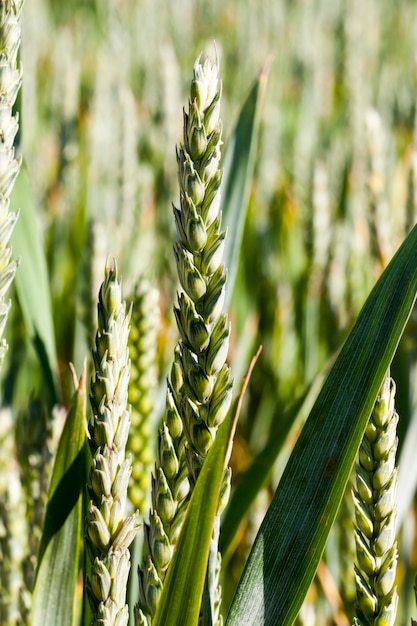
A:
4 0 417 623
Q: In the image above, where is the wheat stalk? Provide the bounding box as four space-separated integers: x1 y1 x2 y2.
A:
353 373 398 626
86 262 140 626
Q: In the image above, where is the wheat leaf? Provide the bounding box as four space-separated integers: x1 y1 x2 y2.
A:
226 223 417 626
11 164 60 405
222 59 270 309
32 364 88 626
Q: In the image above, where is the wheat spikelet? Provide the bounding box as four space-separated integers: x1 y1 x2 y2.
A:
127 278 159 512
86 262 140 626
353 374 398 626
0 0 23 364
136 53 233 626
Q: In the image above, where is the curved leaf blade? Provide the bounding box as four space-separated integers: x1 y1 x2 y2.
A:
11 165 60 405
226 224 417 626
153 350 260 626
32 365 88 626
220 364 329 560
222 59 270 309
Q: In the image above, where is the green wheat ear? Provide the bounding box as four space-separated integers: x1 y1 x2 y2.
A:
0 407 30 624
173 53 233 472
127 278 159 512
0 0 23 365
85 262 140 626
136 53 233 626
0 2 25 623
353 373 398 626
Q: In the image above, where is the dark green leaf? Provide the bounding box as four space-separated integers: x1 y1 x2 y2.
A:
226 224 417 626
11 164 60 405
222 60 270 309
220 363 330 560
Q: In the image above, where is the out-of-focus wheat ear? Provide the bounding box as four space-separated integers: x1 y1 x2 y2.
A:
127 278 159 512
0 0 23 366
0 407 31 625
85 262 140 626
413 582 417 626
413 526 417 622
0 2 25 623
365 108 394 268
15 398 54 595
353 373 398 626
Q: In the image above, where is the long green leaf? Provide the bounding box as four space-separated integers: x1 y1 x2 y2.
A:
226 223 417 626
153 349 260 626
32 364 88 626
222 59 270 309
11 165 60 405
220 363 330 560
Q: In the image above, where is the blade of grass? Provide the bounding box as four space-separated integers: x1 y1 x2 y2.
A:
220 361 330 561
226 223 417 626
222 59 270 309
11 164 60 405
32 364 88 626
153 348 261 626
